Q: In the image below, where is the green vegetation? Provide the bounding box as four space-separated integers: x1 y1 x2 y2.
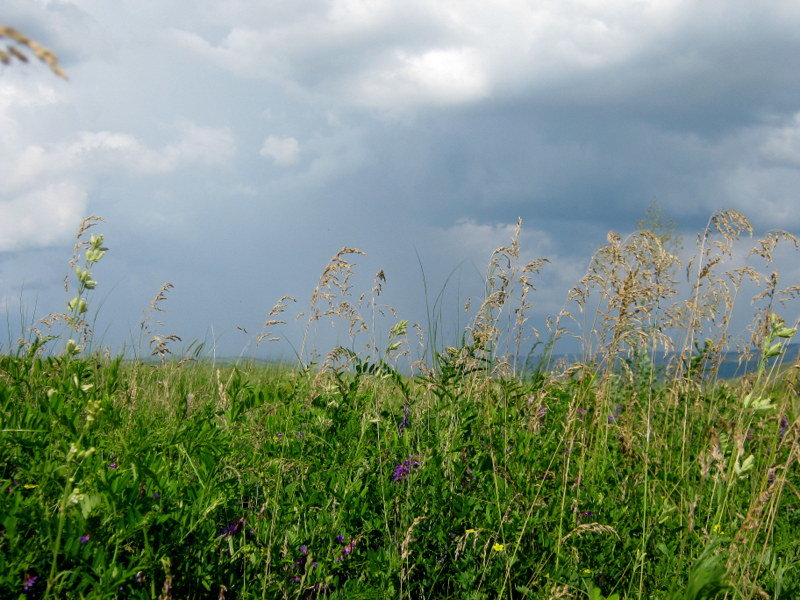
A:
1 210 799 599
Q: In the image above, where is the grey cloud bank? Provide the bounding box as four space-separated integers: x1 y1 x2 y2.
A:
2 0 800 358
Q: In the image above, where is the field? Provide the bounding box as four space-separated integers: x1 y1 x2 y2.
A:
1 210 799 599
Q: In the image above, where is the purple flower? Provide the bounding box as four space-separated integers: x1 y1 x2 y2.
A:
399 401 411 435
22 575 38 591
108 461 119 469
79 535 90 543
135 571 145 584
392 455 421 484
336 534 345 544
300 545 308 555
608 405 622 424
217 518 244 539
780 417 789 439
336 539 357 561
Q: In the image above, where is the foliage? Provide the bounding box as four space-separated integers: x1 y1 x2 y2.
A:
1 210 799 599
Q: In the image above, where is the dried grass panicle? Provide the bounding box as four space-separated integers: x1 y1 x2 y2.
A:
139 283 181 359
0 25 67 78
664 210 760 379
565 228 679 369
560 522 620 544
257 295 297 344
299 247 380 366
307 247 367 328
465 218 548 376
400 515 426 562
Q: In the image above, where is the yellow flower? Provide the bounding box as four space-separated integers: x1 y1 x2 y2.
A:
711 523 725 535
23 484 38 489
582 568 592 575
492 543 505 552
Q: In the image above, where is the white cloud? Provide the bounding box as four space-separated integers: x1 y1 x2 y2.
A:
353 47 488 108
759 113 800 169
0 181 88 252
260 135 300 165
437 218 554 265
164 0 695 110
0 88 236 251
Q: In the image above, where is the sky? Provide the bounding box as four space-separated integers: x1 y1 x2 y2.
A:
2 0 800 362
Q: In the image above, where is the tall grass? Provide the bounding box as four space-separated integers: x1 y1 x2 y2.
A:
1 210 798 599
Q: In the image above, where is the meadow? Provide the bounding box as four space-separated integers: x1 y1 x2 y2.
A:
1 209 799 599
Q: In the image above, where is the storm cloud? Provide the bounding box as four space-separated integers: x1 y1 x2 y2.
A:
3 0 800 357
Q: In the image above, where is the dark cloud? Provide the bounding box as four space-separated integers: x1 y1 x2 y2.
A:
3 1 800 357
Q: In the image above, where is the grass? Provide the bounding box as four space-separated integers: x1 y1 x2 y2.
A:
1 210 799 599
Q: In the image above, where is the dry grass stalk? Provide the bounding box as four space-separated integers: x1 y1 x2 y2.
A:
140 283 182 359
400 515 426 562
257 295 297 345
566 228 679 371
463 218 548 378
746 230 800 352
298 247 367 366
0 25 67 78
667 209 755 379
560 522 620 544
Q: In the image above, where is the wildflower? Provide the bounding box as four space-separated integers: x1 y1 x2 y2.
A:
217 518 244 539
392 455 421 484
608 405 622 424
711 523 725 535
336 534 345 544
779 417 788 439
22 484 37 489
79 535 90 543
582 568 592 575
108 461 119 469
399 401 411 435
22 574 38 591
336 539 357 561
492 543 505 552
299 545 308 555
